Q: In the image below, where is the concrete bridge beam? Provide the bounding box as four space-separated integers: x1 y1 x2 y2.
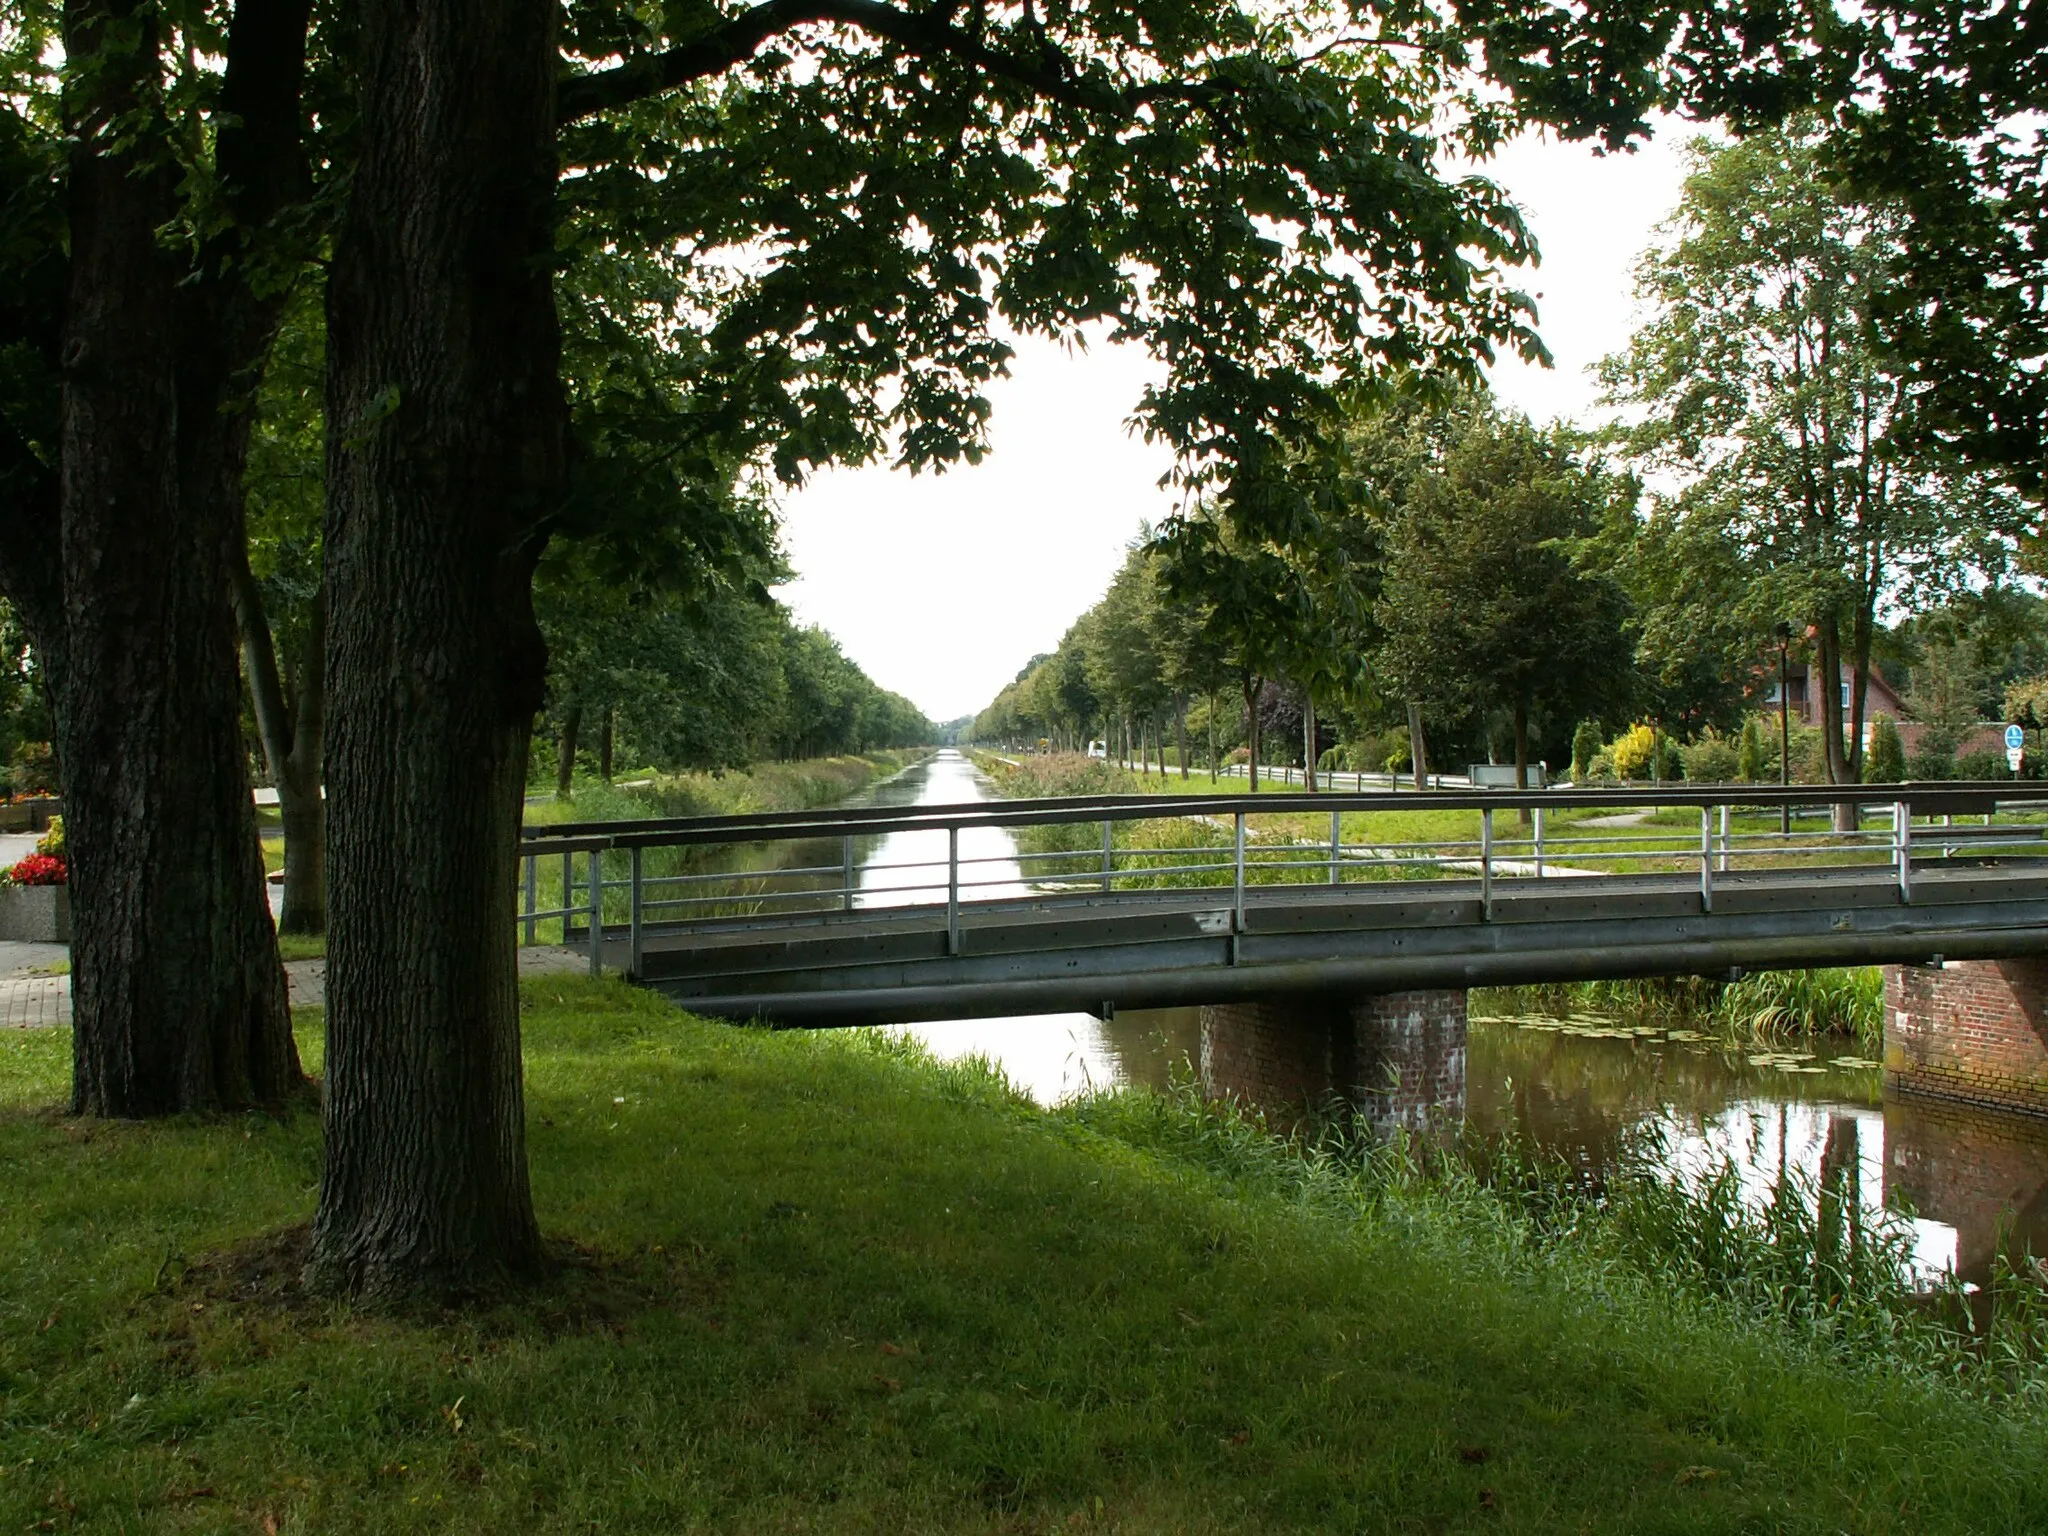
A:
1199 988 1466 1137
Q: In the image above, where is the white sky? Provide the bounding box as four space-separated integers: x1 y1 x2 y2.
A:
775 126 1698 723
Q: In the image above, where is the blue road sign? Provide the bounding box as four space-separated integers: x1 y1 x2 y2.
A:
2008 724 2027 750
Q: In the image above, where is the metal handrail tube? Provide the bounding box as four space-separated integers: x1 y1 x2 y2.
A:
519 781 2048 857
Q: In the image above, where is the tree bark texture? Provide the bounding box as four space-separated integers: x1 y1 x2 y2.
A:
1815 617 1859 832
60 0 299 1116
310 0 561 1298
1407 701 1429 791
598 707 613 782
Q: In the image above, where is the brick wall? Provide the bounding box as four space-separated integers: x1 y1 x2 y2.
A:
1884 960 2048 1118
1200 989 1466 1137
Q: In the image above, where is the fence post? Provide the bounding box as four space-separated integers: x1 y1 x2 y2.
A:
842 835 855 912
561 849 573 946
587 847 604 977
1533 806 1545 879
1699 806 1713 913
1718 803 1731 873
1480 807 1493 921
1896 801 1913 905
523 852 536 946
1100 819 1113 893
629 845 644 978
1329 808 1342 885
947 824 961 955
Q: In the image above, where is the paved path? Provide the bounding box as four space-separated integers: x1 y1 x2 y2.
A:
2 943 592 1028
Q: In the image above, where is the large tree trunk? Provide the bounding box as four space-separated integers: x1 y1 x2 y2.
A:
309 0 560 1299
1406 701 1429 791
60 0 300 1117
1816 616 1857 832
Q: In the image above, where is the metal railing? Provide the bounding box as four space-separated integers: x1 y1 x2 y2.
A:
516 781 2048 977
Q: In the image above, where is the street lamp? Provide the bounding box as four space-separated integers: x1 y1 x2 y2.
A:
1776 621 1792 837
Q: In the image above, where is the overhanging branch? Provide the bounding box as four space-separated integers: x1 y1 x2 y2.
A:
558 0 1216 122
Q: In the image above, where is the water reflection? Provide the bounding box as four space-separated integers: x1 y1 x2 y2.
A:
864 751 2047 1287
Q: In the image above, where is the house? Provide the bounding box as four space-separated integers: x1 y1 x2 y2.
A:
1762 663 1906 728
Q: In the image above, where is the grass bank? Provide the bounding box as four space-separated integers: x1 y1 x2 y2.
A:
526 749 930 826
5 982 2047 1532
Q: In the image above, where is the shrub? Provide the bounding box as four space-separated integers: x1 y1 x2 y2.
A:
4 852 66 886
1680 731 1739 784
1736 720 1769 786
1582 750 1618 781
1608 724 1656 780
1907 726 1958 782
1956 748 2008 781
1569 720 1602 782
7 741 57 796
1864 718 1906 783
33 816 62 859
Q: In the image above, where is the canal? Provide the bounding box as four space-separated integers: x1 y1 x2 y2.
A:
841 749 2048 1291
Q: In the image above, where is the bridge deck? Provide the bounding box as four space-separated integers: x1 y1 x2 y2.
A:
606 860 2048 1026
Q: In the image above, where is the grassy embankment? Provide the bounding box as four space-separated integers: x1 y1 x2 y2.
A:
5 977 2048 1532
973 753 1885 1044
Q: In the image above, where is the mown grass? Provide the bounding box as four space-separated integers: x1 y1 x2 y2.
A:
5 981 2048 1532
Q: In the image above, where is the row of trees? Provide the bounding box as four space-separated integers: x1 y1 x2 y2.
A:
5 0 2046 1301
976 125 2040 796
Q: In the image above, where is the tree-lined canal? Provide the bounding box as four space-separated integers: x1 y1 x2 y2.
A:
839 750 2048 1291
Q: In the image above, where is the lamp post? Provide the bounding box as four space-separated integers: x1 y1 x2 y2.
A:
1776 621 1792 838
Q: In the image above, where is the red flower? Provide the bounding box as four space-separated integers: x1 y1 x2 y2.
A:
5 853 67 886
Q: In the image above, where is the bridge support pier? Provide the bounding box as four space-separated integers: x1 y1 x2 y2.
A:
1884 960 2048 1118
1199 989 1466 1137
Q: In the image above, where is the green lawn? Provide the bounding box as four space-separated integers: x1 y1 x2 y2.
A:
3 981 2044 1532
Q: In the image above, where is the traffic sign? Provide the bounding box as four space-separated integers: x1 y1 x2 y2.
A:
2011 747 2026 774
2008 723 2026 750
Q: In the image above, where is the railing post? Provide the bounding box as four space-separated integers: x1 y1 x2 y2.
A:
523 852 536 946
1896 801 1913 905
1699 806 1713 913
561 849 574 946
629 845 644 978
1100 819 1113 893
1329 808 1342 885
1232 811 1246 955
1480 807 1493 921
842 835 855 912
1533 806 1545 879
1718 803 1731 873
947 824 961 955
587 847 604 977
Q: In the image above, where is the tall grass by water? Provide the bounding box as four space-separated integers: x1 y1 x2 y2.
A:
1482 969 1885 1050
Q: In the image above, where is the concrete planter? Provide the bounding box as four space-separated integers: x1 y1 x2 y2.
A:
0 798 60 834
0 884 70 943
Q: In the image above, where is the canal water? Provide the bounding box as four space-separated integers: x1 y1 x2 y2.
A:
851 751 2048 1289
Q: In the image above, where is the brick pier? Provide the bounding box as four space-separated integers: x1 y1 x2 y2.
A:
1199 989 1466 1137
1884 960 2048 1117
